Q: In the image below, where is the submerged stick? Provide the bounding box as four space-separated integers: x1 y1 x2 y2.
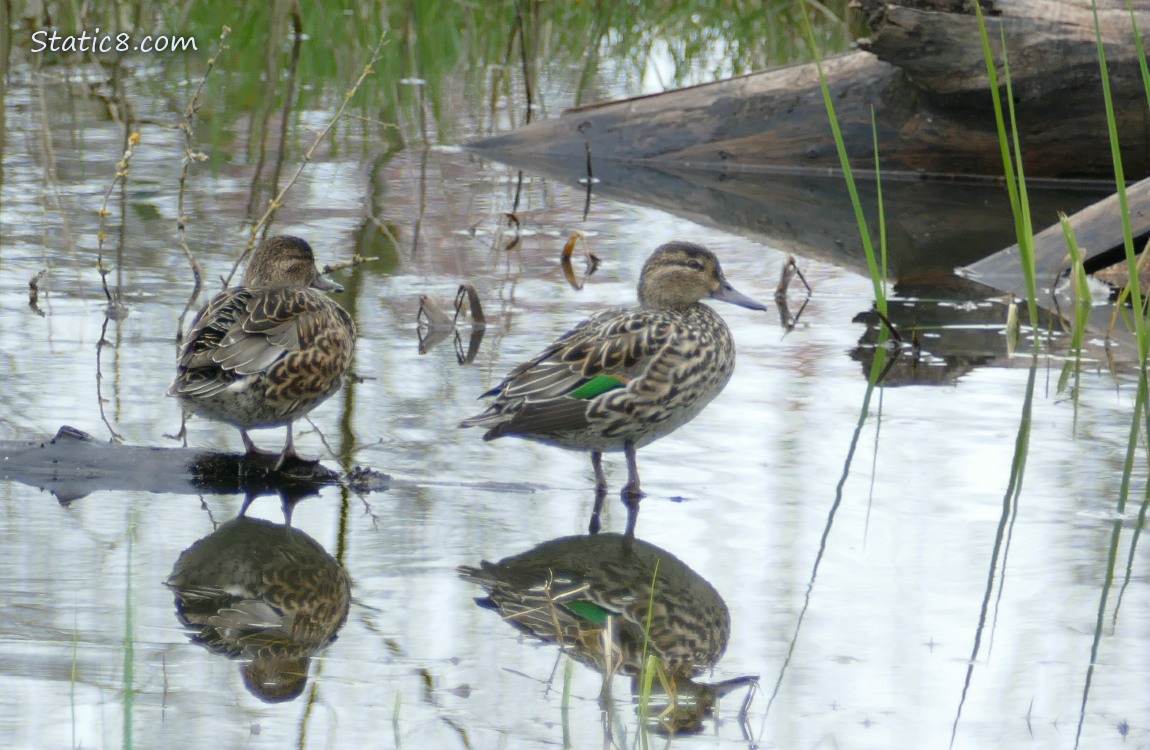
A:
560 232 600 290
175 25 231 346
224 28 391 287
95 131 139 313
28 270 46 316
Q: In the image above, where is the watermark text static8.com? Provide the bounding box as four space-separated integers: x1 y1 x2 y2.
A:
31 29 197 53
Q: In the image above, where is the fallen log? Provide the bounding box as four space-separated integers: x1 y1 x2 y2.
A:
474 0 1150 179
0 426 388 504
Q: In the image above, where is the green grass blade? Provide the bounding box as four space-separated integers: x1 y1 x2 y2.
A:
1093 0 1146 359
973 4 1039 343
1000 27 1038 331
122 520 135 750
1056 214 1091 411
871 106 888 284
1125 0 1150 114
972 6 1022 229
799 0 887 315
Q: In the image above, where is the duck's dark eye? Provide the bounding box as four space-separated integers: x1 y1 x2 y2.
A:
685 259 706 272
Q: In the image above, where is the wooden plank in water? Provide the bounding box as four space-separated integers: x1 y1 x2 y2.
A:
962 176 1150 295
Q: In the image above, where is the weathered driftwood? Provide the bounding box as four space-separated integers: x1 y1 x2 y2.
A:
965 175 1150 290
473 0 1150 179
962 174 1150 350
0 426 360 504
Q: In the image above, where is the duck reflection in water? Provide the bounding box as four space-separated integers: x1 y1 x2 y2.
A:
166 492 351 703
459 533 757 735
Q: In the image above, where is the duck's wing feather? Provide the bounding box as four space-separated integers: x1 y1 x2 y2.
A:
463 309 673 436
493 309 670 399
172 289 346 397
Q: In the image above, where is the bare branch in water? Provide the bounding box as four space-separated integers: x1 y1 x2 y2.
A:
224 28 391 288
94 130 138 316
321 255 378 276
175 25 231 347
417 285 488 363
95 316 124 444
454 283 486 327
775 256 813 335
28 270 47 317
417 295 455 332
775 255 812 299
560 232 600 290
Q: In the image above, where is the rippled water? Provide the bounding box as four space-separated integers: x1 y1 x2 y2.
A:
2 36 1149 750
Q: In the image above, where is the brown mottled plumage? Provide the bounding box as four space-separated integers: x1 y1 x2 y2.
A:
166 516 351 703
460 533 750 733
460 241 765 500
169 235 356 467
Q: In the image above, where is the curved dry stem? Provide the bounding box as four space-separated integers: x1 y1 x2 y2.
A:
95 316 124 443
454 283 486 327
175 25 231 347
223 28 391 288
95 131 139 310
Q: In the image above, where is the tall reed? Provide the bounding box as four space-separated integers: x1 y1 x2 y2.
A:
799 1 888 317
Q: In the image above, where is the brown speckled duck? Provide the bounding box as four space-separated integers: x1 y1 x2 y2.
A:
460 533 752 734
166 515 351 703
169 235 356 467
460 241 765 500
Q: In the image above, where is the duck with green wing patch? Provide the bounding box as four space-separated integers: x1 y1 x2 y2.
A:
461 241 765 504
459 533 752 734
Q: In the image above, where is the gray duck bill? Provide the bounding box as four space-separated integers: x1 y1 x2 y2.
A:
711 282 767 311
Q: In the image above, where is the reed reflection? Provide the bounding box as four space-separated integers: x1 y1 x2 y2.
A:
166 494 351 703
459 533 755 735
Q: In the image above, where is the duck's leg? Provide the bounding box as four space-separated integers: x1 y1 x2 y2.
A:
240 428 287 466
273 424 298 470
621 441 644 501
588 451 607 534
591 451 608 494
589 486 607 535
623 499 640 539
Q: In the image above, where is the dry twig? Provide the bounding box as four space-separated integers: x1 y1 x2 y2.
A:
95 130 139 314
223 28 391 288
560 232 600 290
174 25 231 345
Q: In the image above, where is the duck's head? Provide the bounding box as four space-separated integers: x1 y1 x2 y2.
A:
637 241 766 311
242 235 343 292
241 654 310 703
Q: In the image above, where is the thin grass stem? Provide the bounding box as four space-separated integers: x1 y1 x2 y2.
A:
799 0 887 314
1090 0 1147 359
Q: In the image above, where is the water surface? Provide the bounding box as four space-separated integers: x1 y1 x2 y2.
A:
1 9 1148 750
